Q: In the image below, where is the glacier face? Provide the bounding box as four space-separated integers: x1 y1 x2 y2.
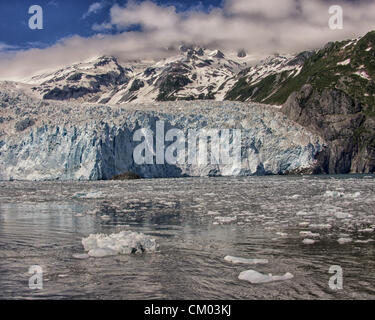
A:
0 90 325 180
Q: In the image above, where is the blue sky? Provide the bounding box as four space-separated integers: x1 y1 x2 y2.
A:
0 0 222 51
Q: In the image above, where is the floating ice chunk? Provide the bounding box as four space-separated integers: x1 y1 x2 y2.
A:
309 224 332 230
82 231 158 256
238 270 294 284
224 256 268 265
298 222 310 227
334 212 352 219
324 191 344 198
302 239 316 245
296 211 309 216
88 248 117 258
349 192 361 198
75 213 84 217
214 216 237 224
337 238 352 244
72 253 90 259
207 211 219 215
359 228 374 233
73 191 104 199
100 215 111 221
300 231 320 238
276 232 288 237
354 239 374 244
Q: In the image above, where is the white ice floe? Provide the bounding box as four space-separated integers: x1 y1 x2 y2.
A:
238 270 294 284
276 232 288 237
224 256 268 265
323 191 361 199
324 191 345 198
309 224 332 230
72 253 90 259
214 216 237 224
302 239 316 245
334 212 353 219
73 191 104 199
82 231 158 257
296 211 309 216
100 215 111 221
354 239 374 244
298 222 310 227
88 248 117 258
337 238 352 244
207 211 219 215
299 231 320 238
358 228 374 233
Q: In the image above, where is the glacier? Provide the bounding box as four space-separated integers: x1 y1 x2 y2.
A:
0 87 325 180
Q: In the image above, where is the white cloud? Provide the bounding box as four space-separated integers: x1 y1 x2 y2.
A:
1 0 375 80
110 2 179 30
83 1 107 19
92 22 113 32
0 42 18 53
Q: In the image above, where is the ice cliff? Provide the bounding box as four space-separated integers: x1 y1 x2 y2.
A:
0 86 325 180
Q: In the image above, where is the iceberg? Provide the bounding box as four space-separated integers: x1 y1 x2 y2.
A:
82 231 158 257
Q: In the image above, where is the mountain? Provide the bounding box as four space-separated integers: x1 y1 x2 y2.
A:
224 51 314 103
1 31 375 178
20 47 254 104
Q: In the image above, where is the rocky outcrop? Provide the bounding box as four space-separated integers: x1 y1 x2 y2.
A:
281 84 375 173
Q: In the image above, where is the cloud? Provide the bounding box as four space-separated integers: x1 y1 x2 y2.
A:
1 0 375 80
91 22 113 32
110 2 179 30
0 43 19 54
47 1 59 7
83 1 107 19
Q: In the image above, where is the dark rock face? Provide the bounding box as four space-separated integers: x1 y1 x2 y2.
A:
111 171 141 180
129 79 145 92
287 51 315 66
282 84 375 173
43 86 95 100
15 118 35 132
237 49 247 58
213 50 225 59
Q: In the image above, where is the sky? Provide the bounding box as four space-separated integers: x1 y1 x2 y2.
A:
0 0 374 79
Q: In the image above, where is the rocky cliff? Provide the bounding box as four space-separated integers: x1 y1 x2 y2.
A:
282 84 375 174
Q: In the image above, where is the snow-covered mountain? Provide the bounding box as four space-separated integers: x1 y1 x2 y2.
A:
1 31 375 179
18 46 263 104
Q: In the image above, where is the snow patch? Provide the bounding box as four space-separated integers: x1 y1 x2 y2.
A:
337 59 351 66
